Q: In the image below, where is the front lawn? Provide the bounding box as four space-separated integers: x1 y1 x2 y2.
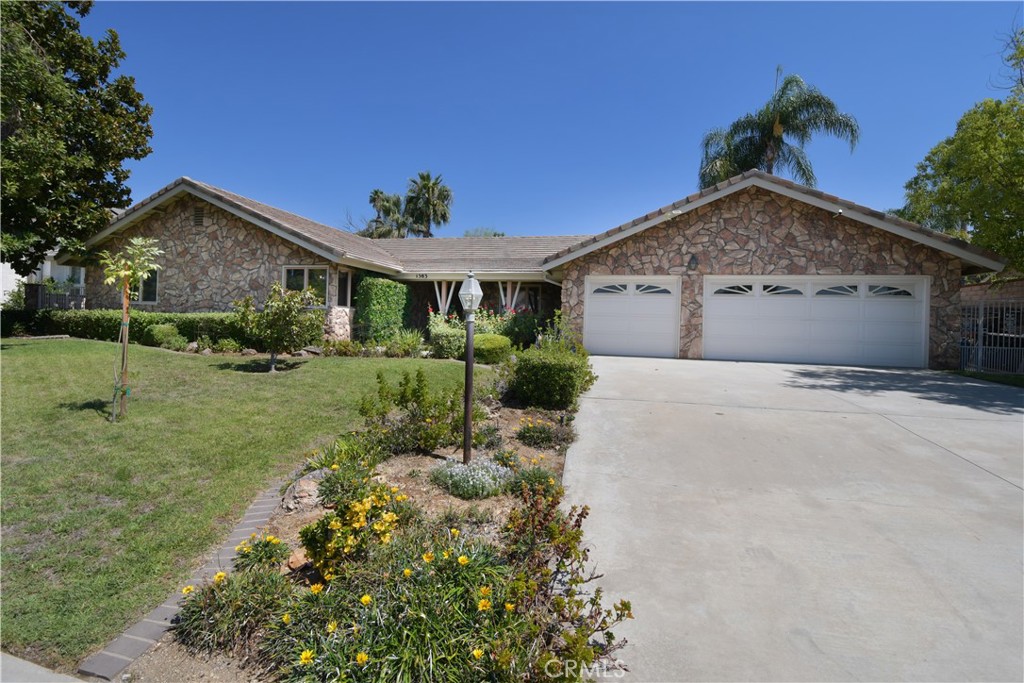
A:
0 338 486 670
954 370 1024 389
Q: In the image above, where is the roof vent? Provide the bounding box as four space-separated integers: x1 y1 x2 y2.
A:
192 205 205 227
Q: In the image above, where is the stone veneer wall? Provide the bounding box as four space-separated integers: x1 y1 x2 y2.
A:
560 187 963 369
85 195 353 338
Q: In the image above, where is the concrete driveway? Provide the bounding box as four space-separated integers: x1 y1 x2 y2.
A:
563 357 1023 682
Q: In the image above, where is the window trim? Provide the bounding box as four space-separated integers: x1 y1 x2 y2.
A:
281 265 330 308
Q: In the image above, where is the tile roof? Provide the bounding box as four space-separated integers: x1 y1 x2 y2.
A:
373 235 589 274
544 169 1005 272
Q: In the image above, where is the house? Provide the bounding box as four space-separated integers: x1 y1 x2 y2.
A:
67 171 1005 369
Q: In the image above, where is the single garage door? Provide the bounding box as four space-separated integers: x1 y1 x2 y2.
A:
584 276 680 358
703 276 929 367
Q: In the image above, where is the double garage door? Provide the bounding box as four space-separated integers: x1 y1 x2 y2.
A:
583 275 929 367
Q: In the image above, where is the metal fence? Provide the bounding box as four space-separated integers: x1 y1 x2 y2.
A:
960 300 1024 374
37 286 86 310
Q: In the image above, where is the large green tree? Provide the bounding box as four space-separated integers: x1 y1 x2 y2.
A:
698 69 859 189
357 171 453 238
898 29 1024 271
1 1 153 275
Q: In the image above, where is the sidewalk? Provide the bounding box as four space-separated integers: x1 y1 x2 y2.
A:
0 653 81 682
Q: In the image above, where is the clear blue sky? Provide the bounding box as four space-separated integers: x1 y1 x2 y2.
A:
85 1 1019 237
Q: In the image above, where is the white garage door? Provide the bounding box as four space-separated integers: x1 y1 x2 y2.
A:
584 276 680 358
703 276 929 368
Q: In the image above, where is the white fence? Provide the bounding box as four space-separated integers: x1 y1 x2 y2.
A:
960 300 1024 374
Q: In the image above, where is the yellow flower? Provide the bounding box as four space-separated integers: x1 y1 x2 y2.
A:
213 571 226 586
390 486 400 493
479 586 492 597
403 568 413 578
234 542 246 552
478 598 492 612
422 551 434 563
530 458 538 465
360 594 372 606
269 536 281 545
548 477 555 486
442 549 451 560
299 649 314 666
330 463 340 471
282 613 291 625
355 652 369 666
310 583 324 595
425 417 432 424
326 620 337 634
472 647 484 660
505 602 515 612
458 555 470 566
395 494 409 502
323 571 335 582
450 528 460 538
181 585 194 596
380 533 392 544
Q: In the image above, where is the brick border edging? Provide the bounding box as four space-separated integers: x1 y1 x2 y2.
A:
78 483 283 681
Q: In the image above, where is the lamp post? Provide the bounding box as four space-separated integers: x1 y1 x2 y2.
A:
458 271 483 464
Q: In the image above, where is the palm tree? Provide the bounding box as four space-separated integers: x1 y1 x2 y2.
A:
699 68 860 189
360 190 408 238
403 171 453 238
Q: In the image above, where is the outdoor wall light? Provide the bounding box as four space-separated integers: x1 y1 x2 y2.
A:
687 254 699 270
457 272 483 464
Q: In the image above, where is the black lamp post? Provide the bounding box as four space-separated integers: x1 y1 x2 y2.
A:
458 271 483 464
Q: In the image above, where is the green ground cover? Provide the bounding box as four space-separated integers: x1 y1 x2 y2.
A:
0 338 484 670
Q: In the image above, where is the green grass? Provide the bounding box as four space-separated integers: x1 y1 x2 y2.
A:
0 338 486 670
954 370 1024 388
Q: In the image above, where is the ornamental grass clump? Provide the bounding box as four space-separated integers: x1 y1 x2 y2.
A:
234 532 291 572
430 459 514 500
515 415 575 448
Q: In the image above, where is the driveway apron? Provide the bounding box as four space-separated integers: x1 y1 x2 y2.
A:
563 357 1023 682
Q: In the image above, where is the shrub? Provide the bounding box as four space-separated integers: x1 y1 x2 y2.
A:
430 459 514 499
385 328 422 358
504 310 541 348
299 481 405 579
233 532 290 572
321 339 363 357
213 337 242 353
428 325 465 359
163 334 188 352
475 423 503 451
508 466 561 497
508 348 597 410
474 333 512 364
358 369 484 455
143 323 180 348
10 309 242 344
174 568 295 657
354 278 409 343
492 448 520 470
1 281 26 311
233 283 323 371
195 334 213 351
515 416 575 448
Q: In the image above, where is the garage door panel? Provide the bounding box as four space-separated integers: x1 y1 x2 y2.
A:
584 277 680 358
704 276 927 368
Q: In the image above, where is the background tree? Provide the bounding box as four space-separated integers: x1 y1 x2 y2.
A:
357 171 453 238
698 68 859 189
233 283 323 372
897 28 1024 271
99 237 163 421
405 171 453 238
1 1 154 275
463 227 506 237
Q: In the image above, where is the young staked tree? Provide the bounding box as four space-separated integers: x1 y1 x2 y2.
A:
98 237 163 421
233 282 323 372
1 1 153 275
698 68 860 189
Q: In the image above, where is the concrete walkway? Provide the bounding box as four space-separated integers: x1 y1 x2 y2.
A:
563 357 1023 682
0 653 81 682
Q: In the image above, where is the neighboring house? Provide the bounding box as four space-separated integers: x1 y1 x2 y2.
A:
961 273 1024 305
64 171 1005 369
2 251 86 308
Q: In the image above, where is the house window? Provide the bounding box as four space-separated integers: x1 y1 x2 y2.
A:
133 271 158 304
337 270 352 307
283 266 328 304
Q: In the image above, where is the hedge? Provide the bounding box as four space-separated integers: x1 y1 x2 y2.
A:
354 278 409 343
0 309 244 345
508 347 597 410
428 326 465 360
473 333 512 365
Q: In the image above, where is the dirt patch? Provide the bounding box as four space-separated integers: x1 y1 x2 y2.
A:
122 403 573 681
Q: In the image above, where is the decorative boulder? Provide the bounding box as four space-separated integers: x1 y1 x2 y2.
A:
281 469 329 512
